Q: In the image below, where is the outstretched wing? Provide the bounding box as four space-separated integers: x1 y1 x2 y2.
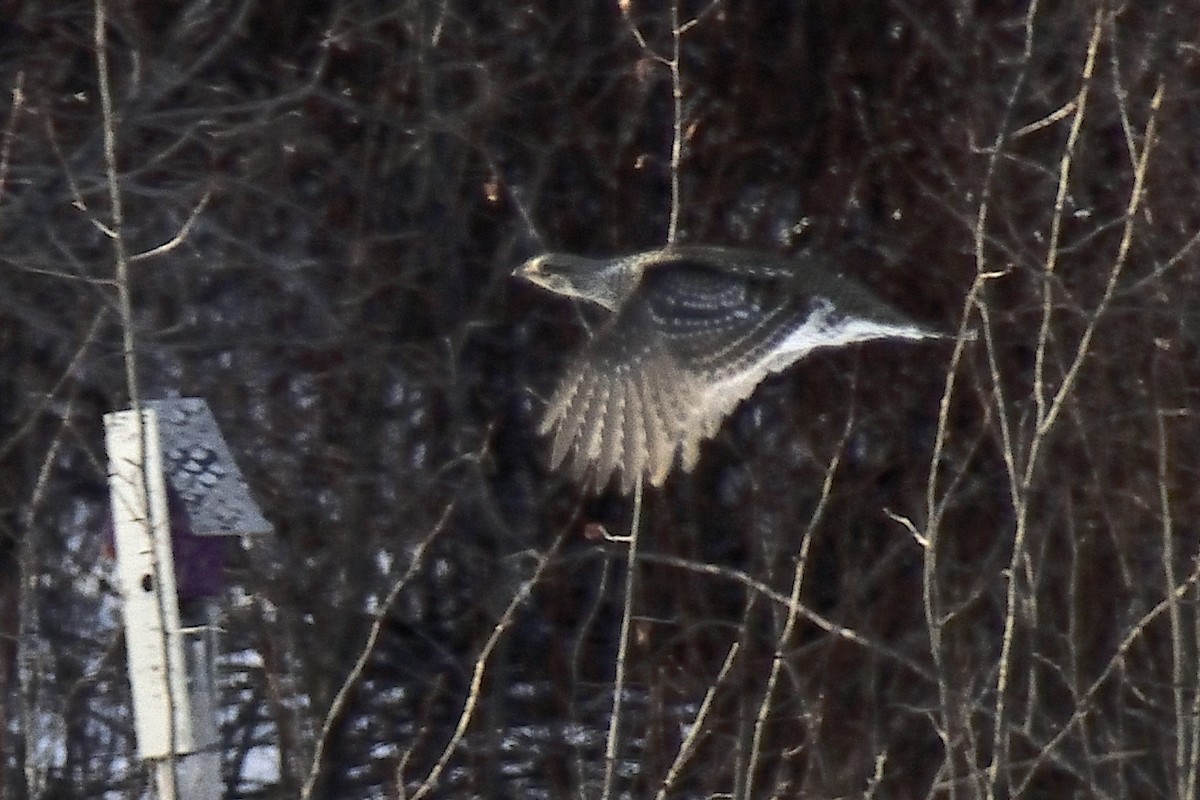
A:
641 262 839 469
539 299 699 492
539 253 937 492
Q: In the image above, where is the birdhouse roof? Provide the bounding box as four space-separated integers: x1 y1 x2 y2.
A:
144 398 273 537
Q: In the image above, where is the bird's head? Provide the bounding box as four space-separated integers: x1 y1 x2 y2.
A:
513 252 644 312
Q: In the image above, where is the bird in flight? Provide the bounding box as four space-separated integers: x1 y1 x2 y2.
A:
514 245 941 493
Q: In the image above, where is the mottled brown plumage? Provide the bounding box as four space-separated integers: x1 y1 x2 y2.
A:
515 245 939 493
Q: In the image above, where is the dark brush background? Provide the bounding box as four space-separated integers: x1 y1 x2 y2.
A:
3 2 1200 798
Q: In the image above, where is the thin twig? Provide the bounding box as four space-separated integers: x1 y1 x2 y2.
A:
1029 76 1162 446
1012 565 1200 797
571 555 612 791
0 310 107 463
653 641 740 800
94 0 136 406
925 0 1042 791
1155 382 1186 795
129 187 213 262
407 528 567 800
602 476 644 800
666 0 682 243
618 0 722 244
299 502 455 800
989 14 1106 798
1030 10 1104 433
638 552 934 683
744 409 852 796
0 71 25 204
18 391 79 794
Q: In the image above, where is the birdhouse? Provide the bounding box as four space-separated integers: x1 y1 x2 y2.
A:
104 398 272 612
104 397 270 797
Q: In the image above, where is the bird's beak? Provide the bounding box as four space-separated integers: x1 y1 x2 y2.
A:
512 255 544 281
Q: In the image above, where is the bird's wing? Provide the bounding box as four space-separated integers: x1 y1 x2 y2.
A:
638 263 833 470
642 263 807 380
640 260 936 471
539 299 699 492
538 262 808 491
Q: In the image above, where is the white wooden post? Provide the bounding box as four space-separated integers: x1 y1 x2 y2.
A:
104 409 195 768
